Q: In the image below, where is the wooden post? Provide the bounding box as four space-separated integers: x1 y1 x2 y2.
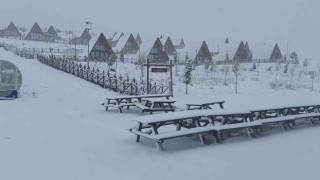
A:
169 60 173 97
146 58 150 94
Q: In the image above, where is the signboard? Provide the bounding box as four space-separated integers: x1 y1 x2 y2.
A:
151 67 168 73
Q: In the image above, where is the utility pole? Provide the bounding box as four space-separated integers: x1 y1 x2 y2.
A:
85 21 92 68
74 31 77 61
286 41 289 63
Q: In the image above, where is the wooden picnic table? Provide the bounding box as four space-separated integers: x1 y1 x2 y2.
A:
250 104 320 130
143 99 176 114
186 101 225 110
129 109 257 150
102 94 171 113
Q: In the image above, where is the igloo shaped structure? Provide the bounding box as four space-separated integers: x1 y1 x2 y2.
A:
0 60 22 98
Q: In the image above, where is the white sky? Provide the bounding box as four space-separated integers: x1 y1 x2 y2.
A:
1 0 320 59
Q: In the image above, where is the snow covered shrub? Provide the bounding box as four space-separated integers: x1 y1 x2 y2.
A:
270 81 284 90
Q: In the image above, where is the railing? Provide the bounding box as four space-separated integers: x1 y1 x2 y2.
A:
37 54 169 95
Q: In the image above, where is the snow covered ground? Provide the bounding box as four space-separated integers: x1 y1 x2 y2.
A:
1 47 320 180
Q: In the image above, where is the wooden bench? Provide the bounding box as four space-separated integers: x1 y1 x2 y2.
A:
129 121 263 150
134 103 151 114
186 101 225 110
102 103 136 113
256 113 320 131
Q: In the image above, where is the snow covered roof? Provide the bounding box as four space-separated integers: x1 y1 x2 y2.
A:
113 33 129 52
6 22 20 34
28 22 44 35
47 25 58 37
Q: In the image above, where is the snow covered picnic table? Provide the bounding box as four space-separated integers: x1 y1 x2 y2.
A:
186 101 225 110
129 109 258 150
102 94 171 113
250 104 320 120
129 107 320 151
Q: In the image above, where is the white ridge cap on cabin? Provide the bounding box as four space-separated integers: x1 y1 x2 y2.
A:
113 33 129 53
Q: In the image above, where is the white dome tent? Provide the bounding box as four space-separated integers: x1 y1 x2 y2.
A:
0 60 22 98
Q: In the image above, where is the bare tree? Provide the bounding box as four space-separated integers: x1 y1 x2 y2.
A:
223 64 230 85
135 53 146 81
289 66 295 87
232 60 241 94
210 61 218 81
275 60 281 81
204 58 210 77
303 59 309 71
309 71 317 90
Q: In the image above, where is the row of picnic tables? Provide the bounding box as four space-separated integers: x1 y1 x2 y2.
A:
129 104 320 151
102 94 225 114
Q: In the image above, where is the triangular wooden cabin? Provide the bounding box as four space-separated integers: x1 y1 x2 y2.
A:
122 34 140 54
135 34 142 46
25 22 45 41
164 37 177 56
147 37 169 64
81 28 91 41
174 38 185 49
45 25 59 42
89 33 117 62
3 22 21 38
244 41 252 60
225 38 229 44
110 32 124 47
233 41 250 62
195 41 212 64
269 43 284 62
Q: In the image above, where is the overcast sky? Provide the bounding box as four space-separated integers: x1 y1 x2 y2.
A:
1 0 320 59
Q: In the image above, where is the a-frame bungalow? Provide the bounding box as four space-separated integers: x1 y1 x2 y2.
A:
147 37 169 64
25 22 45 41
3 22 21 38
164 37 177 56
244 41 252 60
45 25 59 42
174 38 185 50
122 33 140 55
89 33 117 63
195 41 212 65
269 43 284 62
233 41 250 62
135 34 142 46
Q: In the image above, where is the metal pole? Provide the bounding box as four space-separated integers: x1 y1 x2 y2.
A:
146 58 150 94
169 60 173 97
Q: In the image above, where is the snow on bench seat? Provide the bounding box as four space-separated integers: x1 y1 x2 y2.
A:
212 121 263 131
132 109 251 125
257 113 320 124
132 110 208 124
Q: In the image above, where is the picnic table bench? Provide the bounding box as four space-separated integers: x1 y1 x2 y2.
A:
257 113 320 131
129 109 260 150
186 101 225 110
102 94 171 113
250 104 319 120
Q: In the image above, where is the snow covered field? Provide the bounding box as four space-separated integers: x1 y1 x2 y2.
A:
1 47 320 180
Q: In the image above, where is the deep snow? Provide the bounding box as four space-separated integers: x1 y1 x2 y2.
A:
1 47 320 180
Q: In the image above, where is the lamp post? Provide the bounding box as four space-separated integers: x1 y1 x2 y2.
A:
85 21 92 67
286 41 289 62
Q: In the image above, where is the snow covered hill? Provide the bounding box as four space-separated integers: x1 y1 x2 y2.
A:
1 47 320 180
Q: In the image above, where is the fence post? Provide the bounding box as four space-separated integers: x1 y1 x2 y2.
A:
102 71 105 88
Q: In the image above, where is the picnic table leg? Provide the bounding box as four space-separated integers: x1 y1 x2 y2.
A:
116 100 123 113
219 103 224 109
152 125 164 151
135 123 142 142
105 99 111 111
194 119 205 145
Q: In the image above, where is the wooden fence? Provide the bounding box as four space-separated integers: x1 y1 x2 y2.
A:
37 55 169 95
0 43 169 95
